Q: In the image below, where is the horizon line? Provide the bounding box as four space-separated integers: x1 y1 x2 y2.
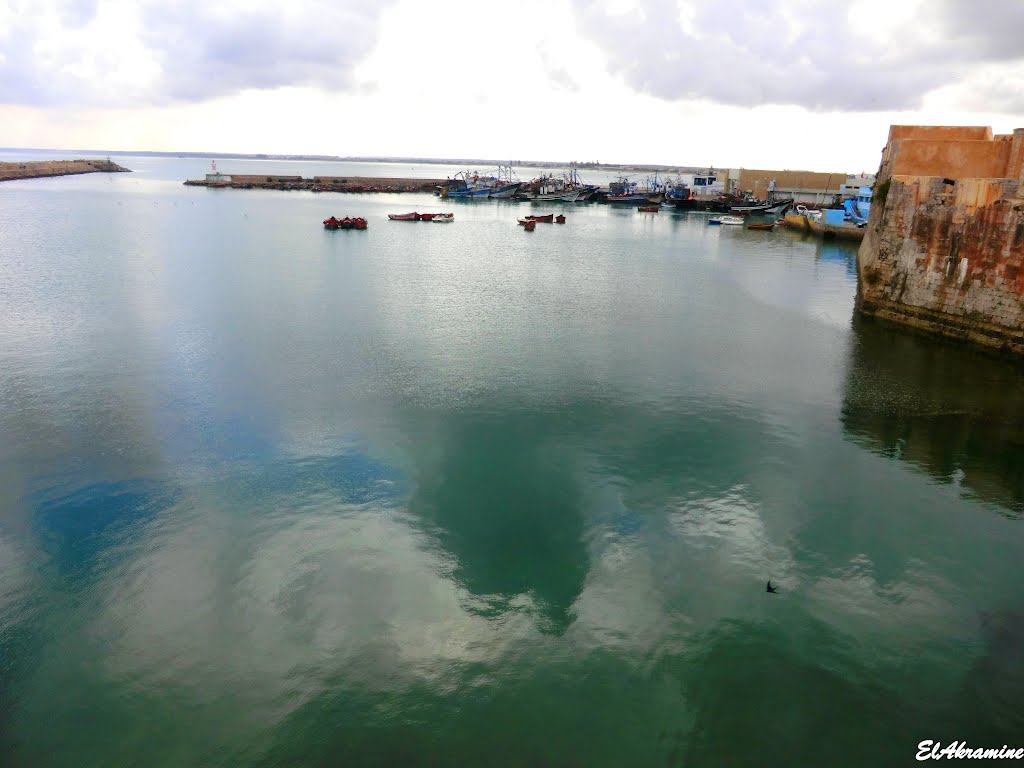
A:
0 147 863 175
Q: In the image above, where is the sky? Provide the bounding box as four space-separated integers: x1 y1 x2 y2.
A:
2 0 1024 172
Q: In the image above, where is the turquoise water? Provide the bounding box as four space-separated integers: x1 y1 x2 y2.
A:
1 157 1023 766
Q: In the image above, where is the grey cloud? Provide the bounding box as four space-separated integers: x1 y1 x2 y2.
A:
0 0 397 107
571 0 1024 112
934 0 1024 60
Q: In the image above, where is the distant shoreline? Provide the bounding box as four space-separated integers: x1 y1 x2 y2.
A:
0 159 131 182
0 148 715 175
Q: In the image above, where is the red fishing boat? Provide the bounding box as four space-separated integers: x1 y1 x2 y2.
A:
555 214 566 224
526 214 554 223
388 212 419 221
323 216 367 230
523 220 536 231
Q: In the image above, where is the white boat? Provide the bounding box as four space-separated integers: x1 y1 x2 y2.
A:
708 215 744 226
432 213 454 222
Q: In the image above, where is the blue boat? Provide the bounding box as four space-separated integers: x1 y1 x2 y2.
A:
843 185 872 225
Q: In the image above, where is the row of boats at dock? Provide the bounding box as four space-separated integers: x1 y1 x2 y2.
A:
326 183 873 239
435 165 801 217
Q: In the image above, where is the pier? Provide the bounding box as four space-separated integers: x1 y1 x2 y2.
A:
0 159 131 182
184 173 446 193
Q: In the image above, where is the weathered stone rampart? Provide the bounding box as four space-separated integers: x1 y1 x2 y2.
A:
856 125 1024 355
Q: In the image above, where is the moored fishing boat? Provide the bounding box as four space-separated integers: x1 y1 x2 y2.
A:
708 215 744 226
746 221 775 231
730 197 794 216
526 214 554 223
604 173 665 205
431 213 454 222
637 205 659 213
439 167 522 199
516 164 598 203
670 193 741 213
388 212 420 221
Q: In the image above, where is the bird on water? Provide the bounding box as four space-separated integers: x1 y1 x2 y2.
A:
766 580 778 594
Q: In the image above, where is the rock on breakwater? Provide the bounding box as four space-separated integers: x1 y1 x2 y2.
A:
0 159 131 182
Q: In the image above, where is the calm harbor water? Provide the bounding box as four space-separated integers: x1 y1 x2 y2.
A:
1 156 1023 766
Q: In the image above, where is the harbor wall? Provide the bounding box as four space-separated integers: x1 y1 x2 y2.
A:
0 159 130 182
856 124 1024 355
183 173 446 192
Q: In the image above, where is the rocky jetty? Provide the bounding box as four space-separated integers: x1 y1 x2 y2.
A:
0 159 131 182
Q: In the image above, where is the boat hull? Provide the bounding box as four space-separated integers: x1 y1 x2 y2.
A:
730 198 794 216
671 197 737 213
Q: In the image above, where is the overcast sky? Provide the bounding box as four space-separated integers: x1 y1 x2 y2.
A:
2 0 1023 171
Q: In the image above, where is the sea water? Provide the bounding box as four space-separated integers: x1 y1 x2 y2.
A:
1 155 1022 766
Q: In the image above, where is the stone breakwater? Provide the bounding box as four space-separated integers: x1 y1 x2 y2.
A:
184 174 446 193
856 125 1024 356
0 159 131 182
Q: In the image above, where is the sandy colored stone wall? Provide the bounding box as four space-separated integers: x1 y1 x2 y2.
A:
735 168 846 199
887 125 993 143
856 174 1024 354
889 140 1013 180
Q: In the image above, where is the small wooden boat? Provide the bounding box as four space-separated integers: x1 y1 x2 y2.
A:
388 212 419 221
555 214 566 224
323 216 340 230
432 213 454 223
746 221 775 231
351 217 368 230
637 205 659 212
709 215 744 226
523 220 536 231
526 214 554 223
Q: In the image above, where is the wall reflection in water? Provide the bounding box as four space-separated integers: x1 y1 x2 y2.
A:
842 315 1024 516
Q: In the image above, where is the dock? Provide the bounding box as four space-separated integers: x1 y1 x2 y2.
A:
0 159 131 182
784 212 865 241
184 174 447 193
